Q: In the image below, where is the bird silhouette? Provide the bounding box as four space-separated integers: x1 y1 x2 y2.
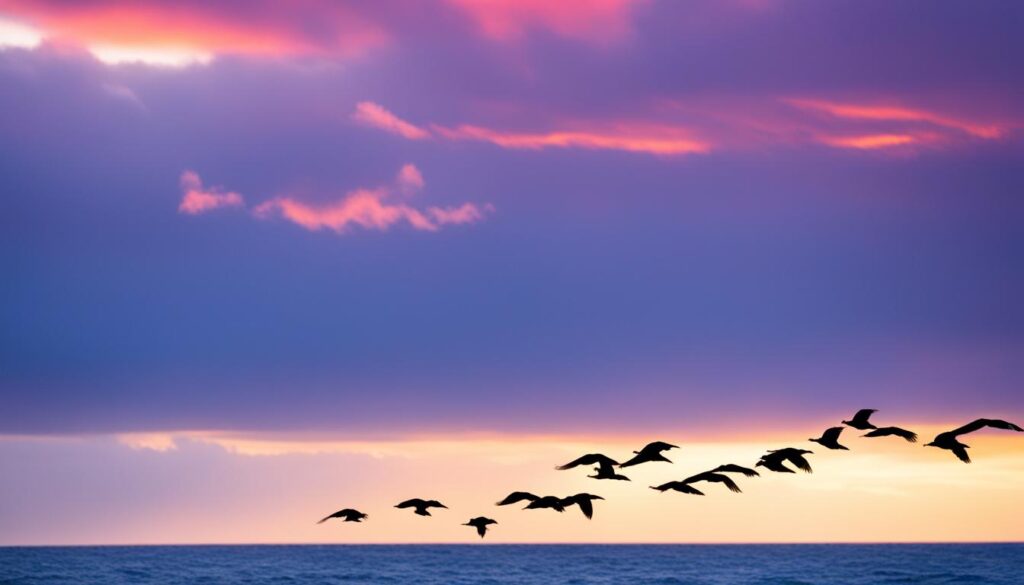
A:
842 409 878 430
650 481 705 495
619 441 678 467
681 471 743 493
758 448 813 473
463 517 497 538
496 491 566 512
557 454 630 480
925 418 1023 463
395 498 448 516
316 508 367 524
810 426 850 450
863 426 918 443
560 493 604 519
710 463 760 477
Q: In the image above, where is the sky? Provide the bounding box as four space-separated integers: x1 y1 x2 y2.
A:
1 0 1023 545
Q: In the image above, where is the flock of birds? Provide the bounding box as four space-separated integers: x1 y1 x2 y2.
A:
316 411 1022 538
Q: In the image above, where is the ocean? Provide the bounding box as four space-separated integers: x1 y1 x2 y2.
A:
1 544 1022 584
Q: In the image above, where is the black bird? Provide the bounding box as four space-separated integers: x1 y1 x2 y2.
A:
463 517 497 538
810 426 850 450
557 453 630 480
863 426 918 443
758 448 814 473
620 441 679 467
316 508 367 524
710 463 760 477
560 493 605 519
681 471 742 493
496 492 565 512
650 481 704 495
395 498 448 516
925 418 1024 463
842 409 878 430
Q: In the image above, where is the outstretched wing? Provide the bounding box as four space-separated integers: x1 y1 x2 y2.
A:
948 418 1024 437
645 441 678 453
556 453 618 470
851 409 877 424
951 445 971 464
822 427 844 443
865 426 918 442
712 464 759 477
396 499 423 509
496 491 538 506
575 498 594 519
786 453 813 473
717 474 742 493
475 523 487 538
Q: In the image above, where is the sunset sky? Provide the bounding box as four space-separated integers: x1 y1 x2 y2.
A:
1 0 1022 545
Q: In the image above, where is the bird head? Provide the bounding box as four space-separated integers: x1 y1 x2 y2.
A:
923 441 936 448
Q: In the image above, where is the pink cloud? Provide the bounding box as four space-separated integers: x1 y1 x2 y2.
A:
447 0 640 44
253 165 490 234
785 98 1005 139
816 133 919 150
178 170 243 215
433 123 710 155
396 163 425 194
352 101 430 140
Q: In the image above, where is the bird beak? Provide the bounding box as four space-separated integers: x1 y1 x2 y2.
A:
595 496 605 500
440 504 449 508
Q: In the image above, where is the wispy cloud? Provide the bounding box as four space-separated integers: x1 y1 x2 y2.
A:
177 170 244 215
433 123 710 155
785 98 1004 139
352 101 431 140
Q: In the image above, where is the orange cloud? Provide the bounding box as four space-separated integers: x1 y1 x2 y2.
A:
352 101 431 140
253 165 490 234
178 170 244 215
434 123 710 155
817 133 919 150
446 0 639 43
786 98 1005 139
0 1 388 65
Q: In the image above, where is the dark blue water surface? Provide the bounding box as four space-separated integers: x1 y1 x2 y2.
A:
1 544 1022 585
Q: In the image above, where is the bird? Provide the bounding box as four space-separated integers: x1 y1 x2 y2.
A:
710 463 760 477
650 481 704 495
496 491 565 512
681 471 742 493
863 426 918 443
463 517 497 538
560 493 605 519
759 448 814 473
925 418 1024 463
619 441 679 467
842 409 878 430
556 453 630 480
316 508 367 524
810 426 850 450
395 498 448 517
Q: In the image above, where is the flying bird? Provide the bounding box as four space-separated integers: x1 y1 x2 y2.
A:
842 409 878 430
759 448 814 473
650 481 704 495
681 471 742 493
496 492 565 512
395 498 448 516
710 463 760 477
619 441 679 467
463 517 497 538
316 508 367 524
557 453 630 480
810 426 850 450
925 418 1024 463
863 426 918 443
560 493 605 519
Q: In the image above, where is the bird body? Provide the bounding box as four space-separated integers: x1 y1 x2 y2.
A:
560 493 604 519
842 409 878 430
682 471 742 493
317 508 368 524
926 418 1023 463
557 453 619 471
759 448 813 473
395 498 448 516
863 426 918 443
463 517 497 538
524 496 567 512
589 461 631 481
810 427 849 450
650 481 704 495
620 441 679 467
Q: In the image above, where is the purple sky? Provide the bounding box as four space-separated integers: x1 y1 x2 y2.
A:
1 0 1023 438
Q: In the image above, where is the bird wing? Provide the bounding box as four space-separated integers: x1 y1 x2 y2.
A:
949 418 1024 437
557 453 617 470
574 497 594 519
718 475 742 493
425 500 447 509
866 427 918 442
683 471 713 484
496 491 538 506
822 427 844 443
852 409 877 424
645 441 678 453
716 464 759 477
650 481 678 492
395 499 423 509
786 454 813 473
951 445 971 463
475 523 487 538
618 453 646 467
